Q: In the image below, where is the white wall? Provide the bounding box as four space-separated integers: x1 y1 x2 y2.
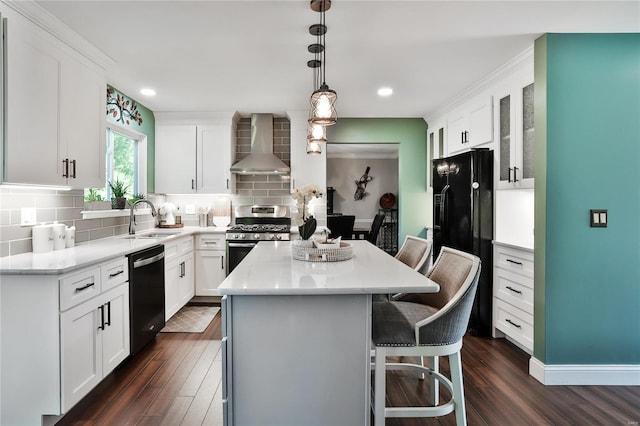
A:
326 158 398 227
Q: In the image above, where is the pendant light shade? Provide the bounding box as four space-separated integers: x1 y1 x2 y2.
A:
307 119 327 143
306 141 322 155
310 84 337 126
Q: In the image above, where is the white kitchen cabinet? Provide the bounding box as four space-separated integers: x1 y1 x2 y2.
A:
446 95 493 155
195 234 226 296
155 124 197 193
3 6 105 188
0 256 129 425
60 283 129 411
492 243 534 353
496 70 535 189
164 235 195 319
155 113 238 194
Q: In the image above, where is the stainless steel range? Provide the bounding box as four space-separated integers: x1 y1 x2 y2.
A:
226 205 291 274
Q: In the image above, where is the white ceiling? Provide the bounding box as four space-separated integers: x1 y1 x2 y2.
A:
37 1 639 119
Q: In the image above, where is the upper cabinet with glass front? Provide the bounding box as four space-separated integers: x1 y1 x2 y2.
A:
2 4 107 189
426 122 446 190
495 66 535 189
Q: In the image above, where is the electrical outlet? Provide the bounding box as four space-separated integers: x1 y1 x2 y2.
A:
21 207 37 226
185 204 195 215
590 209 607 227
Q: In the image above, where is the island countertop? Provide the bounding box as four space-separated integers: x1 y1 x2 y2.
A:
218 240 439 295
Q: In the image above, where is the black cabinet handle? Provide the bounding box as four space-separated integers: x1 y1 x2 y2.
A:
62 158 69 178
226 179 229 189
109 270 124 278
513 166 519 182
105 301 111 326
508 167 513 183
71 159 77 178
221 256 224 269
506 259 523 266
506 285 522 295
98 305 105 330
506 318 521 328
192 179 195 190
74 282 95 292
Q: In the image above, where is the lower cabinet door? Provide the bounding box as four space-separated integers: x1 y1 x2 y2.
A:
101 285 130 376
195 250 226 296
178 254 195 305
60 297 103 411
165 259 181 320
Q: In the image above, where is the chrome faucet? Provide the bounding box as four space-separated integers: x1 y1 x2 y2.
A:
129 199 157 235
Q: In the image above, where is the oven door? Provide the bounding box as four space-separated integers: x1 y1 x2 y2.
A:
227 241 258 275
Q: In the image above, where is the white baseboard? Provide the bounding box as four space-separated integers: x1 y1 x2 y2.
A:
529 357 640 385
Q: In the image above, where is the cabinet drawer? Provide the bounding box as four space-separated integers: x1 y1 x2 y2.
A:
165 236 194 261
495 245 533 278
60 266 102 311
495 268 533 314
101 257 128 291
495 299 533 351
196 234 226 250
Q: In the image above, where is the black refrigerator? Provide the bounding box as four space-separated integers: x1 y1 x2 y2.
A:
433 149 493 336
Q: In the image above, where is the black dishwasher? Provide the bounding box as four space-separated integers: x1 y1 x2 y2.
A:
128 245 165 357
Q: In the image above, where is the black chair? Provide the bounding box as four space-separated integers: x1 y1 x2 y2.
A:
327 215 355 240
367 213 386 244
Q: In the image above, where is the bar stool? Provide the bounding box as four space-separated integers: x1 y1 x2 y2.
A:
372 246 481 426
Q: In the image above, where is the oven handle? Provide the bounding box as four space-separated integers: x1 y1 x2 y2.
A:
228 242 258 248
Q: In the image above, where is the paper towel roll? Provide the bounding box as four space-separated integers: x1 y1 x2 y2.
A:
65 226 76 248
32 224 54 253
52 223 66 250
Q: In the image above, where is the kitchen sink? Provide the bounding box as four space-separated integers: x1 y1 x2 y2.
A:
121 231 183 239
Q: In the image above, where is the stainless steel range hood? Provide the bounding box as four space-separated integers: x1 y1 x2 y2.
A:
230 114 290 175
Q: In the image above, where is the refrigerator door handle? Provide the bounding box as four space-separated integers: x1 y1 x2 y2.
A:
440 184 449 233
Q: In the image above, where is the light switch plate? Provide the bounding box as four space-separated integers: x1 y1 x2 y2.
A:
21 207 37 226
590 209 607 227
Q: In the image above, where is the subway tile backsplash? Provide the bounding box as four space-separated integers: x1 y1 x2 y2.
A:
0 187 155 257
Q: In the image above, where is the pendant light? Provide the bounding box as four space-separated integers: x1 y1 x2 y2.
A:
307 39 327 144
309 0 337 126
306 141 323 155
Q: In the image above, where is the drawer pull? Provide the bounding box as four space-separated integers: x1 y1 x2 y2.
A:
98 305 105 330
108 270 124 278
506 286 522 295
506 259 523 266
74 282 95 292
506 318 522 328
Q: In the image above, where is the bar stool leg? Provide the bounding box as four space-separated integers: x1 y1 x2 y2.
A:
374 346 386 426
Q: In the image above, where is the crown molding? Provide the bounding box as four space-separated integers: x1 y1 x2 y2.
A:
425 45 534 123
3 0 114 70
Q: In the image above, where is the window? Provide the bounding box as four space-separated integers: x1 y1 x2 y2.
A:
84 123 147 203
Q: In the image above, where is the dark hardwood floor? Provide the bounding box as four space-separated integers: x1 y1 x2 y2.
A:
57 311 640 425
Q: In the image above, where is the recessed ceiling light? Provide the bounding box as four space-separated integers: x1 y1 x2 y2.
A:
377 87 393 97
140 88 156 96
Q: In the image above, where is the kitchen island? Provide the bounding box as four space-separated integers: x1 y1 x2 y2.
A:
218 240 439 426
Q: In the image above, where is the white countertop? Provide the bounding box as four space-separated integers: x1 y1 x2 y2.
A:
218 240 440 296
0 225 228 275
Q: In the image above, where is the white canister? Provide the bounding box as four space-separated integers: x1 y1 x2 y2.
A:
52 223 66 250
65 226 76 248
32 224 54 253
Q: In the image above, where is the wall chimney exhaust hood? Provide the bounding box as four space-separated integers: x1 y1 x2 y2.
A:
230 114 290 175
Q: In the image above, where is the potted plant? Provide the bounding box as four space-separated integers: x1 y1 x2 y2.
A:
84 188 111 211
128 193 145 207
109 179 130 209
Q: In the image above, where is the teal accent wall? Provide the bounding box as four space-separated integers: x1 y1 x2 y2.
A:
534 34 640 364
106 86 156 193
326 118 428 243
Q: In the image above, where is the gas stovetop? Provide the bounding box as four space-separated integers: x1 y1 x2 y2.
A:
228 224 290 233
226 224 291 241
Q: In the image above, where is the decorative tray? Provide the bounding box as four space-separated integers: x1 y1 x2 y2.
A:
292 240 353 262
